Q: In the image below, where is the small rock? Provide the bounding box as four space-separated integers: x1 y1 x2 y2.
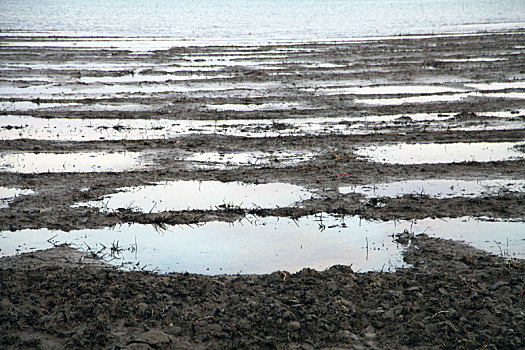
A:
132 330 172 346
288 321 301 331
490 281 509 291
127 344 152 350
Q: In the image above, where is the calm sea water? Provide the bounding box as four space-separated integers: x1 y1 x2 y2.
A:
1 0 525 39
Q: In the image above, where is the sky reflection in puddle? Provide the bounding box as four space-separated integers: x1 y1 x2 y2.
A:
2 112 522 141
0 101 81 111
309 85 466 95
0 101 154 112
0 151 149 173
437 57 508 62
465 81 525 90
1 216 522 275
340 179 525 198
78 73 229 84
0 187 35 208
0 81 277 99
206 102 303 111
186 151 314 169
355 91 525 105
77 181 313 212
355 93 472 105
356 141 525 164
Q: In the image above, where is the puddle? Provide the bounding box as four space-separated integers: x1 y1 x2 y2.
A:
1 61 170 70
0 101 81 111
0 101 152 112
408 217 525 261
186 151 315 169
0 187 35 208
354 93 473 105
64 103 156 112
0 152 150 173
438 57 508 62
339 179 525 198
301 63 347 68
178 56 287 68
206 102 303 111
78 73 229 84
1 216 523 275
0 81 277 99
2 113 523 141
76 181 313 212
465 81 525 91
481 92 525 100
158 66 224 73
356 141 525 164
355 90 525 105
309 85 466 95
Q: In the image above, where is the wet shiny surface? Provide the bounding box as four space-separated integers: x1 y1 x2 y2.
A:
339 179 525 198
1 215 523 275
186 151 315 169
356 141 525 164
76 181 314 212
0 151 150 173
0 186 35 208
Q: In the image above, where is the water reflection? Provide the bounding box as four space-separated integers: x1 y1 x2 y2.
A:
1 215 522 275
0 151 150 173
75 180 313 212
356 141 525 164
340 179 525 198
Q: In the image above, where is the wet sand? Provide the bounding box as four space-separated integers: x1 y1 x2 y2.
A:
1 30 525 348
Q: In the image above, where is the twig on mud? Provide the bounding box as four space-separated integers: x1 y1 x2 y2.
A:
195 315 214 323
432 310 450 318
148 201 157 214
493 240 503 257
366 237 369 261
280 271 289 281
47 235 58 246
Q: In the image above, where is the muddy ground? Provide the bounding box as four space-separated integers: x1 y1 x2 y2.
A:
0 30 525 348
1 234 525 349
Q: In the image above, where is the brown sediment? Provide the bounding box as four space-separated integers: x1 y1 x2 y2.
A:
0 30 524 348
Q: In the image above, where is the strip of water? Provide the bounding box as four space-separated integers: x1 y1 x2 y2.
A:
75 180 313 212
0 151 150 173
186 151 315 170
339 179 525 198
355 141 525 164
1 215 522 275
1 114 522 141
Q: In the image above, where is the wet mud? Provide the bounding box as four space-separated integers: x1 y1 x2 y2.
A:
1 234 524 349
1 30 525 348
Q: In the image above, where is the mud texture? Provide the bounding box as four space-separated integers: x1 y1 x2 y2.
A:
1 234 525 349
1 30 525 349
1 31 525 230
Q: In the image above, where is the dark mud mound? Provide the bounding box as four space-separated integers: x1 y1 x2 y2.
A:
1 236 524 349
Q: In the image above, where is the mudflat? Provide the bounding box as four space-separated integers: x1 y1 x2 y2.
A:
1 30 524 348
